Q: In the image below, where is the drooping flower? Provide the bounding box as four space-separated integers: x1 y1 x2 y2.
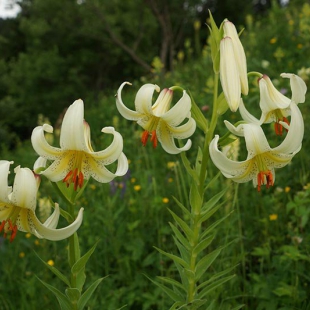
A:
239 73 307 135
31 99 128 191
209 102 303 191
0 161 83 242
116 82 196 154
219 20 248 112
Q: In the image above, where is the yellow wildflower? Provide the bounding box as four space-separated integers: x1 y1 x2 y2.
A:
162 198 169 204
134 185 141 191
269 214 278 221
47 260 55 266
19 252 25 258
270 37 277 44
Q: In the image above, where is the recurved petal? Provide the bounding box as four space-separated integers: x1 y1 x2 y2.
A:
33 156 47 173
89 127 123 163
88 152 128 183
116 82 142 121
274 102 304 154
239 99 262 124
0 160 13 203
168 118 196 139
11 167 38 211
60 99 87 151
209 135 253 182
281 73 307 104
135 83 160 115
41 152 72 182
42 203 60 229
242 124 271 158
157 122 192 154
30 207 84 241
259 75 291 113
31 124 63 159
161 90 192 126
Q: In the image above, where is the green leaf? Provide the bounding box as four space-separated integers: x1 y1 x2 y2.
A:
197 275 236 299
172 196 191 218
197 265 237 291
169 222 190 250
193 234 215 257
200 211 233 240
72 240 99 275
144 275 184 302
180 151 199 184
201 188 227 214
37 277 72 310
195 247 222 281
170 301 186 310
157 276 186 292
199 202 223 226
190 182 202 215
35 252 70 287
172 236 190 263
188 90 208 133
168 209 193 241
65 288 81 304
154 247 189 269
68 233 81 268
77 277 106 310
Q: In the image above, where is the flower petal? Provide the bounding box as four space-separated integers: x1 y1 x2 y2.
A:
223 20 248 95
274 102 304 154
31 124 63 159
0 160 13 203
10 166 37 211
220 37 241 112
259 75 291 113
135 83 160 115
209 135 254 182
239 99 262 125
116 82 142 121
169 118 196 139
60 99 87 150
281 73 307 104
88 152 128 183
157 122 192 154
89 127 124 163
161 90 192 126
30 207 84 241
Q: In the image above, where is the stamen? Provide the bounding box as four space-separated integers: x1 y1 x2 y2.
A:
63 168 84 191
150 130 158 148
141 130 149 146
0 219 18 242
257 170 274 191
274 117 290 136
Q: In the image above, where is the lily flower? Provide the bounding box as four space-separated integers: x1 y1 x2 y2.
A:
31 99 128 190
0 161 83 242
223 20 248 96
239 74 307 135
220 20 248 112
116 82 196 154
209 102 303 191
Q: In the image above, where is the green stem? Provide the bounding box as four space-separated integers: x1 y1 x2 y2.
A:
199 72 220 195
187 72 220 305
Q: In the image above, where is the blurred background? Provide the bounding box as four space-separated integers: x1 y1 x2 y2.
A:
0 0 310 309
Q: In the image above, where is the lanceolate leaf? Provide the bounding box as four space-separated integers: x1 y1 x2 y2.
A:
77 277 106 310
36 277 71 310
169 222 190 250
145 275 184 302
197 265 237 291
190 182 203 215
172 196 191 218
180 151 199 184
198 203 223 226
154 247 190 269
197 275 236 299
201 188 227 214
157 276 186 292
35 252 70 287
168 209 193 241
173 236 190 262
192 234 215 257
195 247 223 282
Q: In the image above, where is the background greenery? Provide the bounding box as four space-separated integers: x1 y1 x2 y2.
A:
0 0 310 309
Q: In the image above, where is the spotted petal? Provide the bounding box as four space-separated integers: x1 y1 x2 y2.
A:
281 73 307 104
